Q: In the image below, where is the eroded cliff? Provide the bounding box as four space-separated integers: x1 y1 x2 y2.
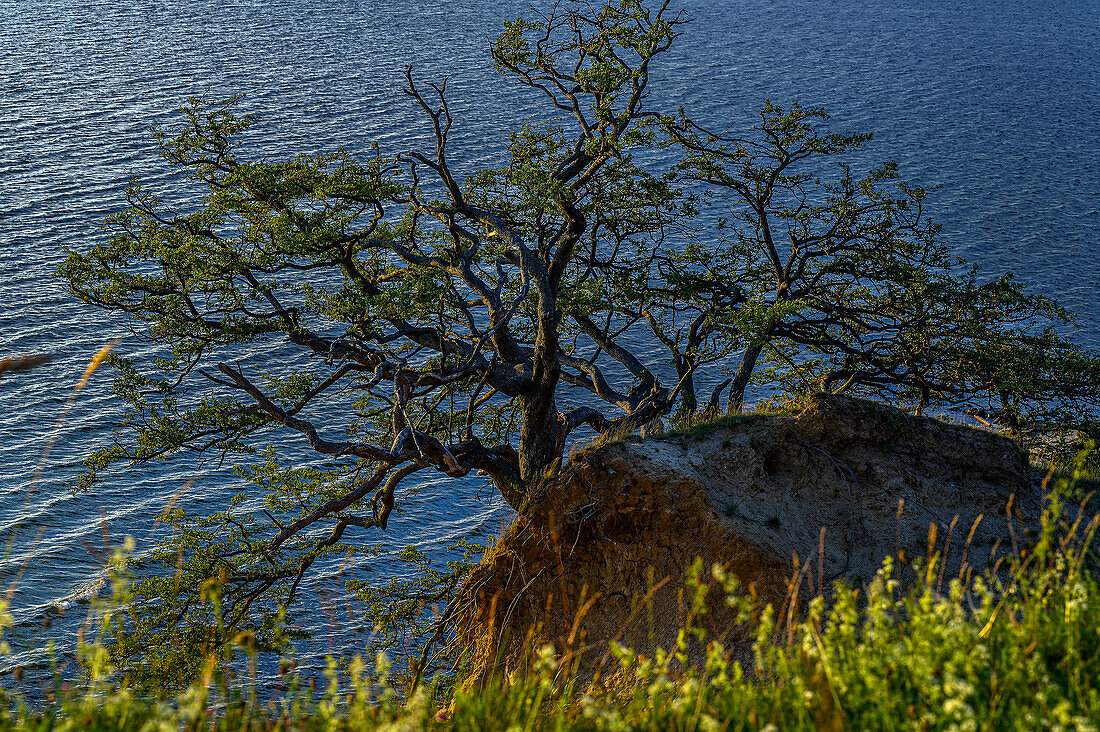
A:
456 394 1041 679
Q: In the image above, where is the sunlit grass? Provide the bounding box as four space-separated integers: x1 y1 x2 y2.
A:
2 350 1098 729
1 463 1097 730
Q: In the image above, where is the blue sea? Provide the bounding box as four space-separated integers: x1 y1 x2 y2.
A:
1 0 1097 688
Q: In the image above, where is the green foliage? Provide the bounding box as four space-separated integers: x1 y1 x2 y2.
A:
52 0 699 686
666 101 1100 431
4 470 1100 729
51 0 1100 694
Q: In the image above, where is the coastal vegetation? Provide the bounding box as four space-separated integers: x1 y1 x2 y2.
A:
7 0 1095 720
1 464 1098 729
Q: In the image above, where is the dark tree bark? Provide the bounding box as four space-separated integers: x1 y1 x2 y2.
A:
729 340 765 413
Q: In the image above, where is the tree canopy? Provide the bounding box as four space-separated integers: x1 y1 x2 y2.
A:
60 0 1100 686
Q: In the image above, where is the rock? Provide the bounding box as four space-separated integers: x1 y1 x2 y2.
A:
455 393 1042 679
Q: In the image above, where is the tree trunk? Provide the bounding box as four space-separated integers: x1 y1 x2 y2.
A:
673 353 697 418
518 369 561 485
519 288 563 485
728 341 764 413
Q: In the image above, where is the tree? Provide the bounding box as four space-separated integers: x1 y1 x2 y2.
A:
663 102 1100 430
60 0 1099 686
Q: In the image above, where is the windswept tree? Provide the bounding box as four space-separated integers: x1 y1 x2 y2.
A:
664 103 1100 429
60 0 1099 686
63 0 700 684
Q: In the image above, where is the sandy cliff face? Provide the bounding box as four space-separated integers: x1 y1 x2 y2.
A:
456 394 1041 678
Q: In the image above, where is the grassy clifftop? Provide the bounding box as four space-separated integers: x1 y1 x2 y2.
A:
3 399 1098 730
2 472 1099 730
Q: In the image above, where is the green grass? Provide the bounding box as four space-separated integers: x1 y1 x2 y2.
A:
657 412 768 441
655 398 807 442
6 344 1099 729
3 473 1099 730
